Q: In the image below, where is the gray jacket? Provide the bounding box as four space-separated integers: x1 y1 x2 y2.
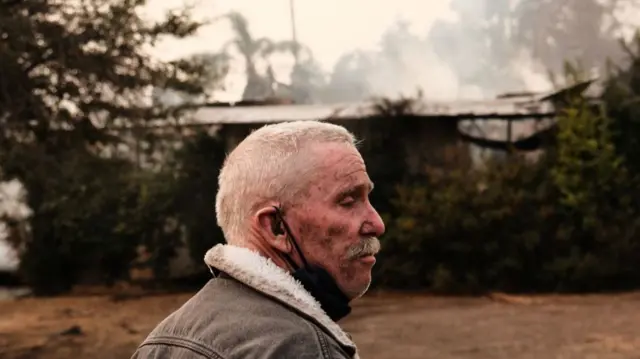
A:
132 244 360 359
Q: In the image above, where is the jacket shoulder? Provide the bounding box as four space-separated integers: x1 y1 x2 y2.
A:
132 336 225 359
138 277 350 359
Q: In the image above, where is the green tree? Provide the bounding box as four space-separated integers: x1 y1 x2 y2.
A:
0 0 207 141
602 33 640 175
546 79 640 291
0 0 211 294
551 102 623 212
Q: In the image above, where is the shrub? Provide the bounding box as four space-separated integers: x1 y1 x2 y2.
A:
2 130 226 295
375 96 640 294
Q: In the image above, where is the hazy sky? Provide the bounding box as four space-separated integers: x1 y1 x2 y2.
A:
146 0 455 64
144 0 459 100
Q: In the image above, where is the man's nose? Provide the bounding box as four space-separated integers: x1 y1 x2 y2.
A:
362 203 385 237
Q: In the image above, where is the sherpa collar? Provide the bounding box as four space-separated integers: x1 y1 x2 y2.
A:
203 244 358 356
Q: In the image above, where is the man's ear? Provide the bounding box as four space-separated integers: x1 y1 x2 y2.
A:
254 206 291 253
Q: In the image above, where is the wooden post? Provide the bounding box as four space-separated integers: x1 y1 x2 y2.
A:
289 0 299 65
506 118 513 154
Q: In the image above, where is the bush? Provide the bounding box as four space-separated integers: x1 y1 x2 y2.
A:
170 131 227 267
2 145 147 294
2 130 226 295
602 33 640 176
375 96 640 294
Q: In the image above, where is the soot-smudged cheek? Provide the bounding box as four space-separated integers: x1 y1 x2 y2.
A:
326 224 348 237
324 224 352 263
324 224 351 249
297 222 315 238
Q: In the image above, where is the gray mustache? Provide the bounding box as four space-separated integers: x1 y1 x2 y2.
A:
346 237 381 260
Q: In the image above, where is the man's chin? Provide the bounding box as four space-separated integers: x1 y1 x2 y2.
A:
346 277 372 300
354 283 372 299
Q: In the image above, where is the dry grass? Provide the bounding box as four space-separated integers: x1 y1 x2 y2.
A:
1 290 639 359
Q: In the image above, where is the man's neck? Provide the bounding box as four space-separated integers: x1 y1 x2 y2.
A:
238 239 295 272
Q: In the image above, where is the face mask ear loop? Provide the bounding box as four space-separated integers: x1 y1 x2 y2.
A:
272 206 309 269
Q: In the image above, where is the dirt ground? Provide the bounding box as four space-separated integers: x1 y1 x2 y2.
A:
1 289 639 359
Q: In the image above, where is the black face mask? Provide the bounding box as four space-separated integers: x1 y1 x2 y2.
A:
272 206 352 322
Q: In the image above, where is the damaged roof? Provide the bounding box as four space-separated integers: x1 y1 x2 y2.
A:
185 80 593 126
115 80 591 130
190 97 555 125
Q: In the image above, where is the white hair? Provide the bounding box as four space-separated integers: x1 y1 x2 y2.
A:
215 120 357 244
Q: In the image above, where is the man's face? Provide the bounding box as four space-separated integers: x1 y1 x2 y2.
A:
288 142 385 300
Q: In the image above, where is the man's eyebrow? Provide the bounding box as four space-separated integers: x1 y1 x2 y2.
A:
338 181 374 197
361 181 375 192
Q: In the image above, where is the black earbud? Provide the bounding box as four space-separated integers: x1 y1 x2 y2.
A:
271 214 284 236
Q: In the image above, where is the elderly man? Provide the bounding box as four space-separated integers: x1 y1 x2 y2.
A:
132 120 385 359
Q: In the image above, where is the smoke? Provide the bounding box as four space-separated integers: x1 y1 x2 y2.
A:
363 26 485 100
0 179 31 271
319 7 536 103
317 0 638 105
318 19 488 102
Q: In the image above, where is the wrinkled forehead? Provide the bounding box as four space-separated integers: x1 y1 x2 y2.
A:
302 142 372 193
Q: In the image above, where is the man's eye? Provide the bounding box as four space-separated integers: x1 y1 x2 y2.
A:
340 196 356 207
